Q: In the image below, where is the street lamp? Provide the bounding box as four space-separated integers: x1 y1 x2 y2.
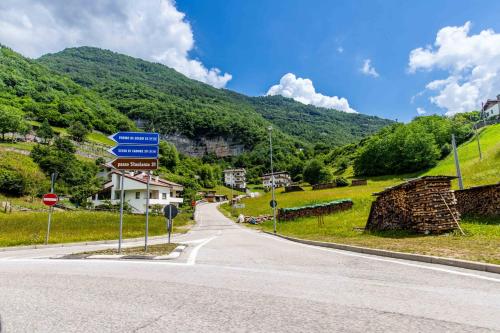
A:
268 126 277 234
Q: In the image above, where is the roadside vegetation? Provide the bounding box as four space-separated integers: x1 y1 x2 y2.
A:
0 210 193 247
222 123 500 264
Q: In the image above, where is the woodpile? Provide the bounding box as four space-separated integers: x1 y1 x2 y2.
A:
278 199 353 221
284 185 304 192
351 179 367 186
312 183 337 190
454 183 500 217
366 176 459 234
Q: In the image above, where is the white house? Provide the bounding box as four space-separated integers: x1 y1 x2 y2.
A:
482 95 500 119
262 171 291 188
90 169 183 214
223 168 246 190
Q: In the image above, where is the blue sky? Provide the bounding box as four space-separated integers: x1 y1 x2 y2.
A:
1 0 500 122
176 0 500 121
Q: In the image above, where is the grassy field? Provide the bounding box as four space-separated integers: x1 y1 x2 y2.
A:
221 124 500 264
82 242 179 256
425 123 500 188
0 210 193 247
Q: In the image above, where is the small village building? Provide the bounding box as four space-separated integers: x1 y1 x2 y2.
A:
204 190 228 203
223 168 246 190
481 94 500 119
262 171 291 189
366 176 459 234
90 166 183 214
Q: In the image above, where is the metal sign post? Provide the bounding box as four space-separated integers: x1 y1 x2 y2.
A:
452 134 464 190
44 173 57 245
163 204 178 244
144 170 151 252
109 131 159 254
118 170 125 253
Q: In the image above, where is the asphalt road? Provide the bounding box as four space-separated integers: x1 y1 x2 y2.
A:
0 202 499 332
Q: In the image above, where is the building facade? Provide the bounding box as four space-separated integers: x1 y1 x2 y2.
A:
223 168 247 190
262 171 292 188
482 95 500 119
90 167 183 214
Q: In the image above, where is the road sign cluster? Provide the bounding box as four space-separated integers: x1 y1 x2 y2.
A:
108 132 160 170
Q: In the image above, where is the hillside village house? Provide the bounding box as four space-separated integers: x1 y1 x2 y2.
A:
223 168 246 190
90 165 183 214
482 94 500 119
262 171 292 188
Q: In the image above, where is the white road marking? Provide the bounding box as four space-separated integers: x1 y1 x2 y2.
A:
187 236 217 265
260 233 500 283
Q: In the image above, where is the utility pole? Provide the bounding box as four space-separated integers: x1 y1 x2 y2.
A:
451 134 464 190
268 126 277 234
475 108 483 160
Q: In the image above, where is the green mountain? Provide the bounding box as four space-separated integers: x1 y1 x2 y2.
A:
0 45 133 133
38 46 391 150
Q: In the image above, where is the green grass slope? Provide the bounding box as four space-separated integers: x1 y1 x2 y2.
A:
425 123 500 188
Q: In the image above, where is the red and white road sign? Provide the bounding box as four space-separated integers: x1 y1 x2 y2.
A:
42 193 59 206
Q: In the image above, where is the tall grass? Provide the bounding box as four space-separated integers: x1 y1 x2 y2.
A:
0 210 192 247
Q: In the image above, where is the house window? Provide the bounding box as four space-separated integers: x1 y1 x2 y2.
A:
135 192 140 199
162 193 167 200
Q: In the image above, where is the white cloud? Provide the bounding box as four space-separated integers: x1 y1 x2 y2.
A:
337 46 344 53
266 73 356 113
361 59 379 77
416 107 427 115
409 21 500 115
0 0 231 88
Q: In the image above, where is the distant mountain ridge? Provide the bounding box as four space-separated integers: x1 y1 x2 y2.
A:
38 46 393 153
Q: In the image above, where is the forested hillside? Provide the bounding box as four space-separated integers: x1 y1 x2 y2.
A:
38 47 391 149
0 45 133 133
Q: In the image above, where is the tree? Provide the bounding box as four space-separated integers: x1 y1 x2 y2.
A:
303 159 331 185
68 121 90 142
159 141 179 170
17 121 32 141
36 119 54 144
0 106 22 141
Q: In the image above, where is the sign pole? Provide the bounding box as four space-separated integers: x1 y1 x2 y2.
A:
168 205 172 244
452 134 464 190
118 170 125 253
145 170 151 252
45 173 56 245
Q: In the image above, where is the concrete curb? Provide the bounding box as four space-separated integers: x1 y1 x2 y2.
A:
0 235 170 253
59 244 187 261
264 232 500 274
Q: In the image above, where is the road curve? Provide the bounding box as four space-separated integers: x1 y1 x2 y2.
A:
0 202 499 332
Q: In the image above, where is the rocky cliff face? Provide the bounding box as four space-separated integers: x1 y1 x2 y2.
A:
162 134 245 158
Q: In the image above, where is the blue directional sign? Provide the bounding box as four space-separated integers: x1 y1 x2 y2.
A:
109 132 159 145
108 145 159 158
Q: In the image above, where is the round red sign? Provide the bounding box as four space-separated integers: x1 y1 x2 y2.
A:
42 193 59 206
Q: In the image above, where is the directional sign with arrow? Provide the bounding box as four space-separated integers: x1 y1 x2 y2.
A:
109 132 159 145
111 158 158 170
108 145 159 158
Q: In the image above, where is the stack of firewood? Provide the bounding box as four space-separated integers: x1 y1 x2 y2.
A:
366 176 459 234
455 183 500 216
278 199 353 221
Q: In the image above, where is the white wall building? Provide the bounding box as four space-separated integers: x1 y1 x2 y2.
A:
223 168 246 190
482 95 500 119
90 170 183 214
262 171 291 188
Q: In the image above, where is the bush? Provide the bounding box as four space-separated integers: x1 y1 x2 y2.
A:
303 159 332 185
334 177 349 187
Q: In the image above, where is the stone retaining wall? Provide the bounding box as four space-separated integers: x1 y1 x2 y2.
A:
454 183 500 217
312 183 337 190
